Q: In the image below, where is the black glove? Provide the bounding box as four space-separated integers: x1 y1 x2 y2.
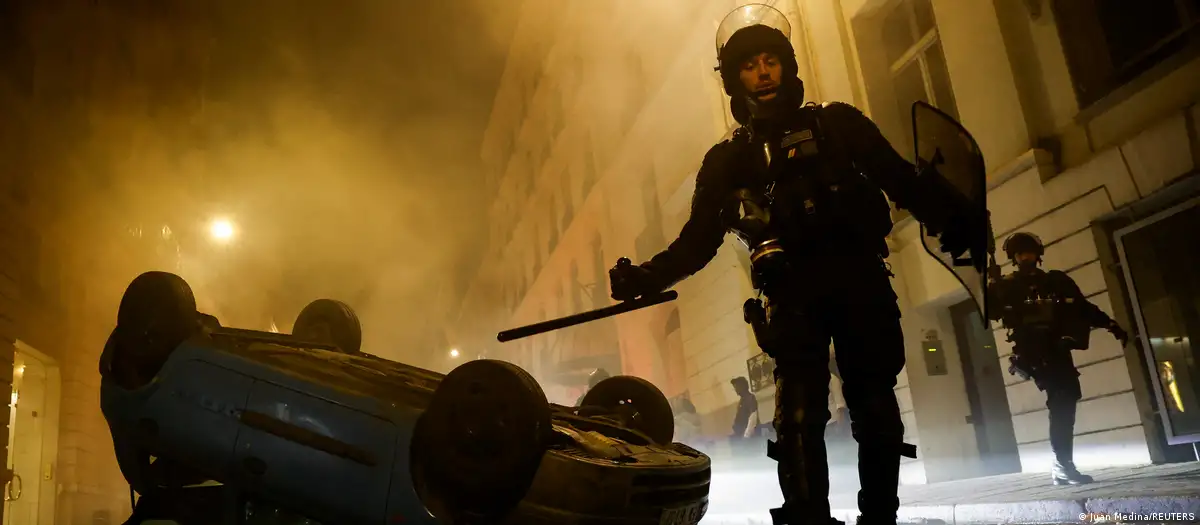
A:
1007 354 1034 380
1108 322 1129 347
938 208 990 273
609 258 657 301
987 263 1003 282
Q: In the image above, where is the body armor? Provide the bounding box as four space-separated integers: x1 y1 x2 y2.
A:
727 104 894 295
995 270 1092 351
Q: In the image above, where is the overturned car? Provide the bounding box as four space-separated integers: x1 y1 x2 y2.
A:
101 272 710 525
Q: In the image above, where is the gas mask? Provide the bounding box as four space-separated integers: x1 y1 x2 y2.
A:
731 188 787 291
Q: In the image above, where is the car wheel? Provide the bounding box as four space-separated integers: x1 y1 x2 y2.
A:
581 376 675 445
292 299 362 354
105 272 199 390
412 359 551 522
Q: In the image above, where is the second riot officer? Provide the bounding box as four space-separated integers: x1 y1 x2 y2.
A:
988 232 1128 485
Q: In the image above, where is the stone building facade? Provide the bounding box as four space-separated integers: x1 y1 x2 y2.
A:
452 0 1200 485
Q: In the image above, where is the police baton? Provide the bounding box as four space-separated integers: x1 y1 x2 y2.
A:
497 291 678 343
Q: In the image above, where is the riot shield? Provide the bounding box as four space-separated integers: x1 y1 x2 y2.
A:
911 101 996 318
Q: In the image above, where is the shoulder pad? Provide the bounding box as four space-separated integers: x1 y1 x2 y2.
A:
819 101 863 114
1001 273 1016 281
700 139 738 170
708 138 733 153
815 102 870 130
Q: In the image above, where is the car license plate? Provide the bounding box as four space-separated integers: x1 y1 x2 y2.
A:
659 501 707 525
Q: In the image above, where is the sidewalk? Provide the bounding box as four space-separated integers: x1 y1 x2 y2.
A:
702 461 1200 524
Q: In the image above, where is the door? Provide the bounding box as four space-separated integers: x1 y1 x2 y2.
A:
3 342 59 525
950 300 1022 476
1116 196 1200 446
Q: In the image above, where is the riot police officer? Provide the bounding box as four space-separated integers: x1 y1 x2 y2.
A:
987 232 1128 485
575 367 611 406
607 5 987 525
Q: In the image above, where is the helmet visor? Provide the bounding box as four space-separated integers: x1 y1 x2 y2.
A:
716 3 793 56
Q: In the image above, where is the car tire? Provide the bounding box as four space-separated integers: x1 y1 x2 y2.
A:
412 359 551 522
105 271 199 390
581 375 675 446
292 299 362 354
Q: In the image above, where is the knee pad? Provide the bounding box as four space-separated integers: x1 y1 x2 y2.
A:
775 405 831 438
849 394 903 435
847 393 914 458
1045 377 1082 405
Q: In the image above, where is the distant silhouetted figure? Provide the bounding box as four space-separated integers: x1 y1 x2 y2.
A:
575 367 611 406
674 392 702 443
731 376 761 442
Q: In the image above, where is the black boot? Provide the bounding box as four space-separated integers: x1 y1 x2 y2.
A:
1052 460 1094 485
767 435 835 525
1046 378 1089 485
851 406 903 524
770 355 837 525
852 451 901 525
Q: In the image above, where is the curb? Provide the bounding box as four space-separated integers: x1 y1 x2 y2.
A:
817 495 1200 524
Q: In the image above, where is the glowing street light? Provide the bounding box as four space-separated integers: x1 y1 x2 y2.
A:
209 219 236 242
449 348 460 359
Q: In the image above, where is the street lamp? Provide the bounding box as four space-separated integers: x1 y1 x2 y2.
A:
449 348 460 359
209 218 235 243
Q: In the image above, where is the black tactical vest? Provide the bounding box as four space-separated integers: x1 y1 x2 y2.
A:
728 103 894 258
999 270 1092 350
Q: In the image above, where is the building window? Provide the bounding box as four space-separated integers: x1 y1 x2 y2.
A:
635 171 665 262
556 281 566 317
568 57 584 107
512 97 526 136
581 143 598 196
532 233 543 278
625 53 646 131
569 262 582 312
561 173 575 231
551 88 566 140
20 228 44 301
548 194 559 252
881 0 957 158
665 308 681 336
0 9 34 99
591 235 607 309
1053 0 1200 108
641 169 660 223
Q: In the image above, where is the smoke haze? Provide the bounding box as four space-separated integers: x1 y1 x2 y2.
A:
3 0 522 364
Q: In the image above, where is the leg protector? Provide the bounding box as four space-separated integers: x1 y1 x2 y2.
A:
1043 374 1090 484
829 299 907 523
845 391 905 521
769 365 833 525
